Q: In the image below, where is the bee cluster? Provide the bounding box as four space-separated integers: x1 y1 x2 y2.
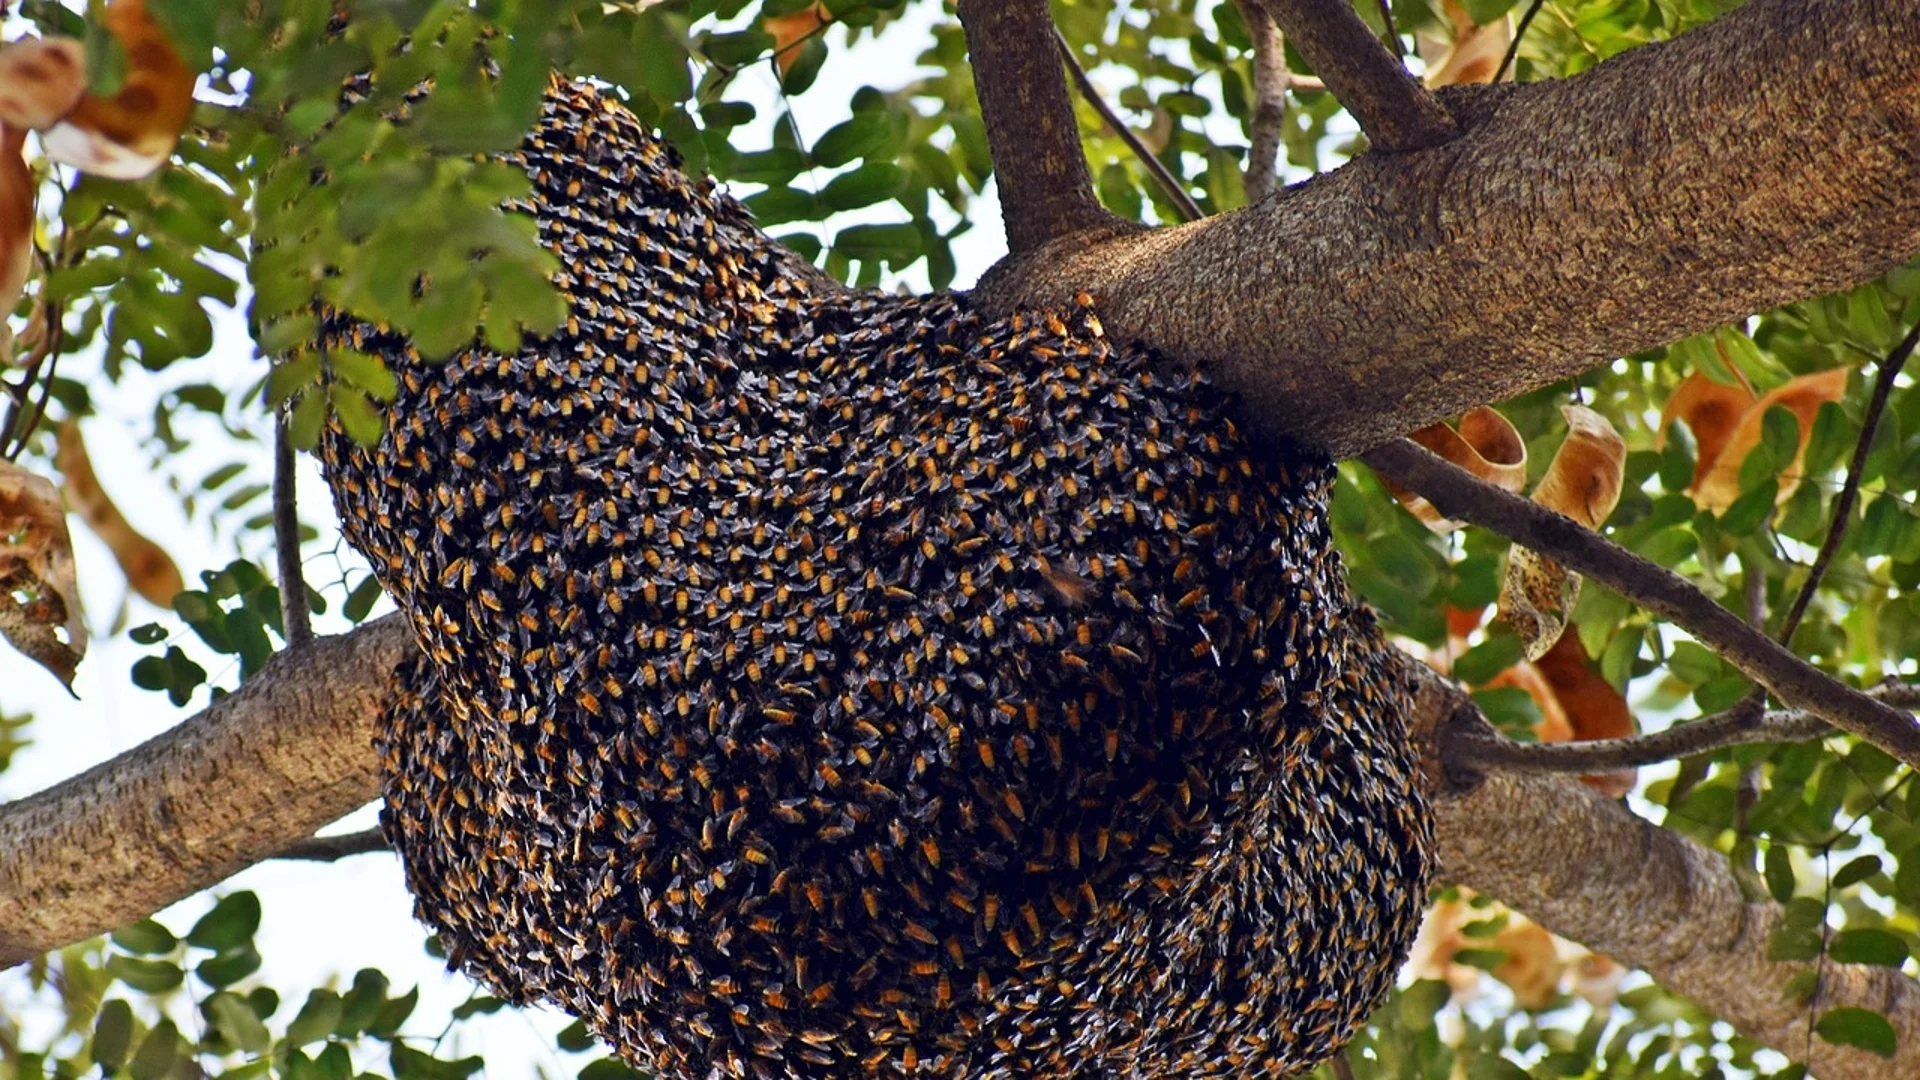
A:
315 81 1434 1080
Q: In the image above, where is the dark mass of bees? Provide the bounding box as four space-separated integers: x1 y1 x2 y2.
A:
312 80 1435 1080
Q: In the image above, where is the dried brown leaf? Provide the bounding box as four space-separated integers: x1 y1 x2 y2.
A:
0 457 85 689
1385 406 1527 531
56 421 182 606
1500 406 1624 659
1682 367 1849 514
0 122 33 334
1424 0 1514 87
1533 631 1637 797
0 37 85 131
765 3 830 75
41 0 195 180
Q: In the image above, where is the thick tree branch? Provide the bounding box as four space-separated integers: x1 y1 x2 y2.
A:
1234 0 1288 203
0 616 407 967
1438 769 1920 1078
1365 437 1920 766
1401 663 1920 1080
1252 0 1452 152
956 0 1127 253
978 0 1920 457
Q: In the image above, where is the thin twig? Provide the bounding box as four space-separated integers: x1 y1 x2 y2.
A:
1493 0 1548 84
1331 1054 1358 1080
1450 683 1920 776
1776 317 1920 645
1052 28 1203 223
1453 709 1832 776
273 828 390 862
1363 438 1920 766
1235 0 1288 203
1376 0 1404 60
274 412 314 648
1253 0 1454 152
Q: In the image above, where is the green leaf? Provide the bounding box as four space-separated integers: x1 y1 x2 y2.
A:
1828 928 1909 967
833 222 921 268
390 1043 485 1080
336 968 391 1037
1832 853 1883 891
195 945 262 989
287 990 344 1047
207 991 272 1053
1453 630 1526 685
556 1019 596 1053
1763 842 1795 903
821 163 904 212
269 353 323 409
187 892 261 952
93 999 134 1071
331 384 386 447
107 955 184 994
369 985 420 1038
451 995 506 1020
328 350 400 404
111 918 178 954
128 1019 180 1080
1815 1007 1896 1058
811 113 891 168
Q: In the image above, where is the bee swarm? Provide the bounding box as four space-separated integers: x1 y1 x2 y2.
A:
315 81 1433 1080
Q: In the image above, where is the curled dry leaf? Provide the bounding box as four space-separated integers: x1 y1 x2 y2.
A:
1500 405 1625 659
1384 406 1527 531
0 457 85 689
0 122 33 346
1491 633 1639 796
1659 368 1849 514
41 0 196 180
55 420 182 606
1422 0 1514 87
765 2 830 76
0 37 85 131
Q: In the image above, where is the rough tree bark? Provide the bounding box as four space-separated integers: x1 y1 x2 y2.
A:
0 616 410 964
979 0 1920 457
5 2 1920 1077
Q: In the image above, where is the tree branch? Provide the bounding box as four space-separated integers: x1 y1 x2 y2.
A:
1450 681 1920 776
0 616 408 967
1365 436 1920 766
977 0 1920 457
273 414 313 648
1251 0 1454 153
1454 708 1829 776
956 0 1128 253
1052 28 1202 223
1399 662 1920 1079
1235 0 1288 203
274 827 389 862
1437 769 1920 1078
